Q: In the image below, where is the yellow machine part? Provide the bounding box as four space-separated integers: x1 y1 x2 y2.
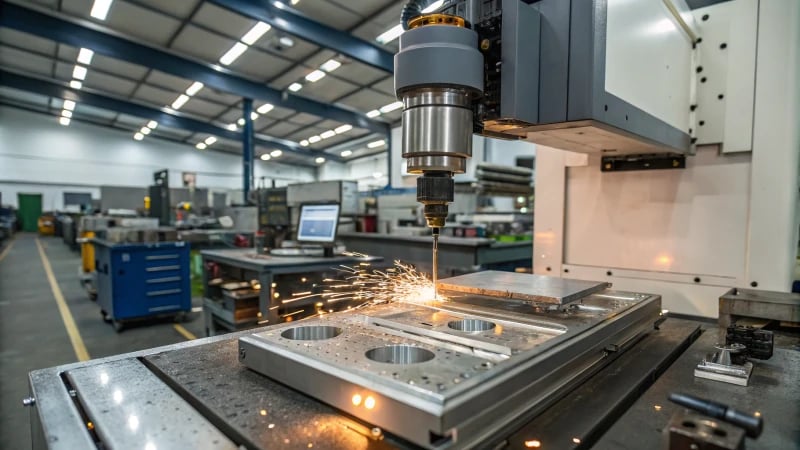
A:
38 216 55 236
81 231 96 273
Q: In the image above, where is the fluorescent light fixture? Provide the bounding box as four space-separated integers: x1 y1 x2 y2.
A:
171 94 190 110
367 139 386 148
422 0 444 13
59 117 71 126
288 82 303 92
134 132 144 140
61 110 73 118
241 21 271 45
340 150 352 157
315 157 326 164
270 149 282 157
291 0 300 4
69 80 83 89
305 70 326 83
257 103 274 114
260 154 271 161
77 48 94 65
90 0 113 20
373 172 383 179
334 124 352 134
380 101 403 113
273 1 286 9
320 59 342 72
219 42 248 65
320 130 336 139
376 24 403 45
249 112 258 121
140 127 151 135
227 123 237 131
185 81 204 96
72 65 88 80
237 118 245 126
196 142 207 150
308 135 321 144
204 136 217 145
366 109 380 118
279 36 295 47
147 120 158 129
299 140 309 146
63 100 76 111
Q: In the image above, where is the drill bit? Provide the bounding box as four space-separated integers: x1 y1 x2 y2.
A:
432 227 439 300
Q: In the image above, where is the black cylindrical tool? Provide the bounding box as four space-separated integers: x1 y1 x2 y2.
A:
668 393 763 438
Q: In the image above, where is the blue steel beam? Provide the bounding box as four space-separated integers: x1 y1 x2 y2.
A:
242 98 255 201
208 0 394 73
0 69 341 163
0 3 390 135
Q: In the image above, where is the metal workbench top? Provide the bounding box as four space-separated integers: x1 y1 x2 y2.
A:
200 248 383 270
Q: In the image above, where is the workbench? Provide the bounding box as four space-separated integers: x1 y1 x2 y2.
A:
201 249 383 335
24 317 798 449
338 232 532 275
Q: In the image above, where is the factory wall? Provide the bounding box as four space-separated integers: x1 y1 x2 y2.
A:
0 107 315 209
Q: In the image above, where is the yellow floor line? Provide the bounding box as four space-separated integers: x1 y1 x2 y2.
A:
36 238 91 362
173 324 197 341
0 239 15 263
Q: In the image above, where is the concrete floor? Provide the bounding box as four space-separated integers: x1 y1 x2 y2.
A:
0 234 206 449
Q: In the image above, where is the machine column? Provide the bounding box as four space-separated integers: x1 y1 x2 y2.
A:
242 98 254 202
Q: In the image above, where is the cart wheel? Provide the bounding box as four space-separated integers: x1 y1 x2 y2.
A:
113 320 124 332
173 312 187 323
101 310 112 323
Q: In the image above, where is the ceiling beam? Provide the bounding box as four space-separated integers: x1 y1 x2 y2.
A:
0 3 390 136
208 0 394 73
0 69 343 162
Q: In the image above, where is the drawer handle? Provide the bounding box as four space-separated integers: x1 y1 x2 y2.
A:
146 289 182 297
145 265 180 272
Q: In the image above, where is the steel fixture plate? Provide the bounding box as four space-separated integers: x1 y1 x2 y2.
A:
437 270 610 305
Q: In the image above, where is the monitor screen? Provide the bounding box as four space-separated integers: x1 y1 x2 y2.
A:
297 203 341 243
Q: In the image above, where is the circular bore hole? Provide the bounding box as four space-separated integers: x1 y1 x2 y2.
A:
713 428 727 437
447 319 496 333
280 326 342 341
682 421 697 428
365 345 435 364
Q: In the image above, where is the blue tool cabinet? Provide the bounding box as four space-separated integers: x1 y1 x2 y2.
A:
94 239 191 331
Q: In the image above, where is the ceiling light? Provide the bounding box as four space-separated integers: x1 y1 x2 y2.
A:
270 149 282 157
171 94 190 110
308 135 321 143
373 172 383 179
376 24 403 45
90 0 113 20
77 48 94 65
366 109 380 118
340 150 352 157
315 157 326 164
273 1 286 9
72 65 88 80
288 82 303 92
291 0 300 4
227 123 237 131
250 111 259 120
279 36 295 47
219 42 248 65
422 0 444 13
260 154 271 161
59 117 71 126
257 103 274 114
299 140 309 146
241 21 271 45
320 130 336 139
185 81 204 96
334 124 352 134
367 139 386 148
204 136 217 145
63 100 76 111
147 120 158 129
134 132 144 140
320 59 341 72
196 142 207 150
379 101 403 113
69 80 83 89
237 118 245 126
61 110 73 118
140 127 151 135
305 70 326 82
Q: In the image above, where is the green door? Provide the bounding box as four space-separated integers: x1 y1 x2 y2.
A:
18 193 43 232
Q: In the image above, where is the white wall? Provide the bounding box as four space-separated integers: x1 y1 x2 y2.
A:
0 107 315 209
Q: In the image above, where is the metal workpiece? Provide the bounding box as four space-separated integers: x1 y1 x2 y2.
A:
240 282 662 448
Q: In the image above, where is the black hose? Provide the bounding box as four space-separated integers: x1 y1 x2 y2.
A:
400 0 435 30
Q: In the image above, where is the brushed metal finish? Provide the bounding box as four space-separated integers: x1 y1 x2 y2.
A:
405 155 467 173
403 87 472 108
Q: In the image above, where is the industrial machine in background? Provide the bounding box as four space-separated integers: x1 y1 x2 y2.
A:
255 184 289 250
148 169 171 226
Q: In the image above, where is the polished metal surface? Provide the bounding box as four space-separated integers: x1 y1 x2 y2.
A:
438 271 612 305
405 155 468 173
402 101 473 173
403 87 472 108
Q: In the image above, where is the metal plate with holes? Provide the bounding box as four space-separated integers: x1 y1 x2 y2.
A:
239 283 660 449
437 270 610 305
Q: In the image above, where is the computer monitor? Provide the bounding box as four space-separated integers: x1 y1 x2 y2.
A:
296 203 341 244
